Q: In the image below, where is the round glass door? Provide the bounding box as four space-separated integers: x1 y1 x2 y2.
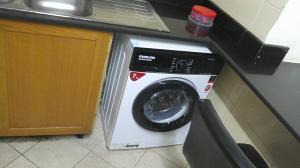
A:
132 80 199 132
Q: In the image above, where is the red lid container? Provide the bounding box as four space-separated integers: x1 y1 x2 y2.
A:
190 5 217 25
186 5 217 36
192 5 217 20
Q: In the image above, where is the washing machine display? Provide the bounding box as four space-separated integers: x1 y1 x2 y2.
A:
130 48 223 74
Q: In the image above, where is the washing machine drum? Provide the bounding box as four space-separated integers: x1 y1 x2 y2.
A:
133 80 199 132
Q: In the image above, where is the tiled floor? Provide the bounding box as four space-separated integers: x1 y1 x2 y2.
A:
0 112 189 168
0 89 254 168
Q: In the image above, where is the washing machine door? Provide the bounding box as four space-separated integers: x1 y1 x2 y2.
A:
133 80 199 132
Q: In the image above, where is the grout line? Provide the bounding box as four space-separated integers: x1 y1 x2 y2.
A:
3 137 41 168
265 0 286 10
91 151 117 168
74 137 93 151
150 147 181 168
250 0 265 27
231 0 240 16
22 138 43 154
5 136 44 155
3 154 21 168
132 149 147 168
22 154 40 168
6 143 22 155
72 151 91 168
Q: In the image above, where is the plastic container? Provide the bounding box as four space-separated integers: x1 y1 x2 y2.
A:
190 5 217 25
186 5 217 36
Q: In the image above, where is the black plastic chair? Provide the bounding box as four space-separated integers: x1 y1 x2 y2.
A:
183 99 269 168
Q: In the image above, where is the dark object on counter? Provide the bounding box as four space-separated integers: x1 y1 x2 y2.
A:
183 99 269 168
186 15 211 36
186 5 216 36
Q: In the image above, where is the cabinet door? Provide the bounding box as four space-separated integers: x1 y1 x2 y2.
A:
0 19 112 136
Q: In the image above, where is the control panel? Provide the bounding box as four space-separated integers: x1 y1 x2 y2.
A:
130 47 224 75
170 58 194 73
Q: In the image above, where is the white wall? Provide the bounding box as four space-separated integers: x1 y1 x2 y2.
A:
211 0 287 40
265 0 300 63
211 0 300 63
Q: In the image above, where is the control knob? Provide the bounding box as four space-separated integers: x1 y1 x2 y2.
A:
176 60 189 71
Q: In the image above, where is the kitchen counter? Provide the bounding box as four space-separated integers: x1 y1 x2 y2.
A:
0 1 299 141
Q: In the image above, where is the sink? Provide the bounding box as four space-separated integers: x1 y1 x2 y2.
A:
0 0 169 32
23 0 92 17
0 0 14 4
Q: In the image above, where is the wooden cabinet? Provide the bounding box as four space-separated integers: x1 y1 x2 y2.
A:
0 19 112 136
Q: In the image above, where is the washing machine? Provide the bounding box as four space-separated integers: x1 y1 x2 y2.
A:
100 34 223 150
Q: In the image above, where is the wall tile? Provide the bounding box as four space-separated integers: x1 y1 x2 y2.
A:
208 89 251 144
209 65 300 167
235 84 300 167
233 0 264 28
208 89 233 123
266 0 288 9
232 108 274 167
250 1 282 40
211 0 239 16
235 87 274 133
213 64 246 106
261 121 300 167
212 85 235 112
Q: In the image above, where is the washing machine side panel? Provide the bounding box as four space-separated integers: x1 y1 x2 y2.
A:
100 36 123 141
109 72 214 149
105 36 133 142
100 34 134 145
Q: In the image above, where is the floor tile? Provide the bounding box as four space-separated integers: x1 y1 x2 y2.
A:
5 156 37 168
152 145 187 168
0 143 20 168
77 115 104 151
93 140 145 168
74 152 113 168
24 138 89 168
5 137 40 154
134 150 177 168
77 127 103 151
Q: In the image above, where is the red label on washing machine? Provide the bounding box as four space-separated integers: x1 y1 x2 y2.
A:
130 72 145 81
205 84 212 92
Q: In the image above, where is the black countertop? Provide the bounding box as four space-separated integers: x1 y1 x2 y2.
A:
244 62 300 139
0 1 299 141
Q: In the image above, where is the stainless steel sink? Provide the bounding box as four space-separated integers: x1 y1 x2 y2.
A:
23 0 92 16
0 0 14 4
0 0 169 32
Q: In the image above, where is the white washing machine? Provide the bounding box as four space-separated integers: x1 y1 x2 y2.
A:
100 34 223 150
